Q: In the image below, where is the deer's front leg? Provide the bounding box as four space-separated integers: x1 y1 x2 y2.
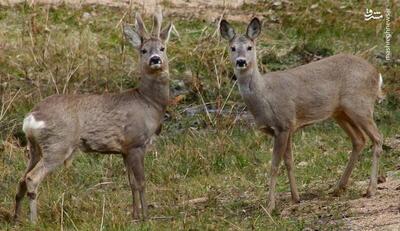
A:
267 131 289 212
124 146 148 221
123 155 140 220
284 134 300 203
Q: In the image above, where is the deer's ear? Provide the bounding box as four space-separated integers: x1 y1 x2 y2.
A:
123 25 142 49
220 19 235 41
246 18 261 40
160 23 173 43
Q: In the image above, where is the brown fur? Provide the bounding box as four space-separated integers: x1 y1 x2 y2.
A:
14 9 172 223
221 18 383 213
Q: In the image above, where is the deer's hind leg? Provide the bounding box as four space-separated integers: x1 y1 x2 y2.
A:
342 104 383 197
24 144 74 224
355 118 382 197
14 139 42 221
363 120 383 197
333 113 367 196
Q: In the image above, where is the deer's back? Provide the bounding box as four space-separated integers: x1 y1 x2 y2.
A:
26 90 163 154
254 54 379 130
284 54 379 96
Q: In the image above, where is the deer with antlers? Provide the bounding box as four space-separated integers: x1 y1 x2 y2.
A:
13 9 172 223
220 18 384 212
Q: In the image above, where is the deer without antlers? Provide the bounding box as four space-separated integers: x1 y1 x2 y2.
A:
220 18 384 212
14 9 173 223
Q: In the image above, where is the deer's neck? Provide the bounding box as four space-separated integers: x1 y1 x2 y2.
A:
236 64 262 96
138 70 169 112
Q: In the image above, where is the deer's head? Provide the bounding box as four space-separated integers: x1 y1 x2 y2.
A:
220 18 261 73
124 8 172 74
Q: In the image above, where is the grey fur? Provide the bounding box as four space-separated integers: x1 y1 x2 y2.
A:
14 9 172 223
221 18 383 213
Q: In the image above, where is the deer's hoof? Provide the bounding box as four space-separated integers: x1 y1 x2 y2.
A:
141 213 148 221
266 203 276 214
132 212 140 221
364 188 376 198
12 215 19 224
331 187 346 197
292 197 300 204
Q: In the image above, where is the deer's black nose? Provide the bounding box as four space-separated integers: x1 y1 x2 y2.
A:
236 59 247 68
149 56 162 65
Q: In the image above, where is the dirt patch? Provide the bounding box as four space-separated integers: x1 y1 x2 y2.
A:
281 171 400 230
345 173 400 231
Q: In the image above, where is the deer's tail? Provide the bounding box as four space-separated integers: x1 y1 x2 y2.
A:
377 73 385 103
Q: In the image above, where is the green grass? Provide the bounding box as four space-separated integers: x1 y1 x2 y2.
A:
0 1 399 230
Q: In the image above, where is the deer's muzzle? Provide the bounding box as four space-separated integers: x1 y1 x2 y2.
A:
236 58 247 69
149 55 162 69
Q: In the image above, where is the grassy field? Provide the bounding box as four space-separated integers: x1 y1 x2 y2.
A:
0 1 399 230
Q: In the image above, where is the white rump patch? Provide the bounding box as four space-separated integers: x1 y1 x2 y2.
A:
22 114 46 134
377 73 385 103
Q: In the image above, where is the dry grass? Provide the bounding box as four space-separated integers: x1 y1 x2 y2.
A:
0 1 399 230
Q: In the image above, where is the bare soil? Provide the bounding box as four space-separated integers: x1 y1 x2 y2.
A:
281 171 400 231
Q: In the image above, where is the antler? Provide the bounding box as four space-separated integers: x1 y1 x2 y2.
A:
135 12 148 38
152 6 163 37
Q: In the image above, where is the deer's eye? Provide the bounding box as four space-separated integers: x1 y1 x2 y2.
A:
247 46 252 51
141 49 147 54
160 47 165 52
231 47 236 52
